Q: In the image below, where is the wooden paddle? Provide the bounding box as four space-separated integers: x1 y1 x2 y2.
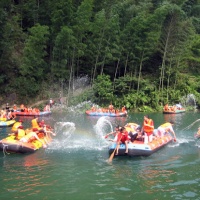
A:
108 146 117 163
172 131 177 142
108 133 122 163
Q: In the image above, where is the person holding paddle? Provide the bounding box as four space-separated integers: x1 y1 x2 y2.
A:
107 126 129 162
115 127 129 155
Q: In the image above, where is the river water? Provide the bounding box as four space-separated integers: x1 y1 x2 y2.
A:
0 111 200 200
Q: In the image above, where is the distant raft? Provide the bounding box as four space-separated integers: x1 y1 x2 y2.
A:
85 110 127 117
163 109 186 114
163 104 186 114
14 110 51 116
0 119 16 127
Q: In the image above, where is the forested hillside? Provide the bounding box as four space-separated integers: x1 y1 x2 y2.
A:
0 0 200 111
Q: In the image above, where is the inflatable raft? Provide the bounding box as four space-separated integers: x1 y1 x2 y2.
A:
0 134 51 154
85 110 127 117
14 110 51 116
108 134 173 156
163 108 185 114
0 119 16 127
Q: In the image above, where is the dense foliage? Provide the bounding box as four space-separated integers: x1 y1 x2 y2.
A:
0 0 200 111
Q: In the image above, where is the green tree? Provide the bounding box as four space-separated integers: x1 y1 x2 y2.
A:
93 74 113 104
18 24 49 97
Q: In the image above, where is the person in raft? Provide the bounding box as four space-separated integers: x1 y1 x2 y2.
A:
11 120 23 133
105 125 121 142
125 123 141 142
12 125 26 140
19 129 47 148
108 103 114 113
156 121 177 141
142 115 154 144
32 118 56 139
115 127 129 155
121 105 127 113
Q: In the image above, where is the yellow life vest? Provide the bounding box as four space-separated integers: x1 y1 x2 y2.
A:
17 129 26 139
31 118 40 129
11 122 22 132
125 123 139 132
160 122 171 128
21 132 36 142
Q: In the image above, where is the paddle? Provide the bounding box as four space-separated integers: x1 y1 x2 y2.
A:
172 131 177 142
108 146 117 163
108 133 122 163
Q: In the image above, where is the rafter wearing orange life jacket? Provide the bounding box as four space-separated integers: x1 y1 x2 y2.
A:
143 117 154 136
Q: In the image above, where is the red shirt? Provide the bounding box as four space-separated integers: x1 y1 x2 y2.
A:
117 131 129 143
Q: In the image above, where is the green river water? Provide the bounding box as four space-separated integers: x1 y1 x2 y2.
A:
0 110 200 200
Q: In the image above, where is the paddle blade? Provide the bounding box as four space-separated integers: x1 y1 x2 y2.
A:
108 148 116 163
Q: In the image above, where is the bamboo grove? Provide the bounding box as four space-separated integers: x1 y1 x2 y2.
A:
0 0 200 111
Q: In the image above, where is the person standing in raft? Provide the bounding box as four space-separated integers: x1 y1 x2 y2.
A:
157 121 177 141
115 127 129 155
142 115 154 144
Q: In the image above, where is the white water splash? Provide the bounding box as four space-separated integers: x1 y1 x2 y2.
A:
48 119 110 151
54 122 76 137
186 94 196 108
94 116 113 139
181 93 197 109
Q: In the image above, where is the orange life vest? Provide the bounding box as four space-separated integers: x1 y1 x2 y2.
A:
143 119 154 134
122 107 126 112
